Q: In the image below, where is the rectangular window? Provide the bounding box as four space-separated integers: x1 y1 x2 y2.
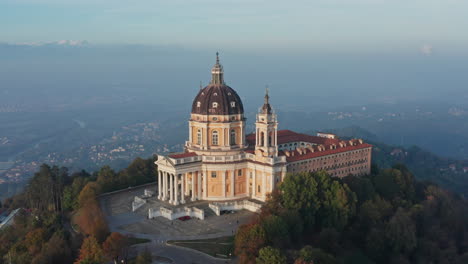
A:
211 172 217 178
197 129 202 145
238 169 242 176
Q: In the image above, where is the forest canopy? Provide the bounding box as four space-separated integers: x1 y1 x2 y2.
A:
235 166 468 264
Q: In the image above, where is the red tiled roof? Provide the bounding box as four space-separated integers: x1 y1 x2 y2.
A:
246 129 339 146
168 152 198 159
284 143 372 162
245 130 372 162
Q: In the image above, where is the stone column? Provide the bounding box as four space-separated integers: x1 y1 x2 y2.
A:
222 171 226 197
262 171 267 200
180 174 185 204
198 171 202 200
189 126 193 144
270 170 275 192
162 171 167 200
191 172 196 201
203 169 208 199
158 171 162 199
174 174 179 205
256 129 259 146
240 125 244 146
253 170 257 197
185 173 190 196
231 170 235 197
275 129 278 146
169 173 174 204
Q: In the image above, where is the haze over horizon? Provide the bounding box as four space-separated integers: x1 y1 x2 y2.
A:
2 0 468 51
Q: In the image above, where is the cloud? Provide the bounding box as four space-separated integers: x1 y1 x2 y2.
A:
420 44 433 56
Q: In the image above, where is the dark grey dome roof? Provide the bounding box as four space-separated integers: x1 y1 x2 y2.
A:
191 53 244 116
191 84 244 115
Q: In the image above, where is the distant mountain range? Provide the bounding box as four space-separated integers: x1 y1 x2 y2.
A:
0 40 89 47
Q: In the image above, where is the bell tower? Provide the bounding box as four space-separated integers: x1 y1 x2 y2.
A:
255 88 278 157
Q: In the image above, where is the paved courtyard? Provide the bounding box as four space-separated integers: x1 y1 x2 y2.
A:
100 184 257 263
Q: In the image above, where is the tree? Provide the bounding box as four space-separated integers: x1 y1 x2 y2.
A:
385 207 417 254
133 248 152 264
280 171 356 231
279 172 319 228
75 182 109 242
78 182 100 208
74 236 105 264
32 231 72 264
75 201 109 243
261 215 290 248
26 164 54 211
256 246 286 264
358 195 393 230
103 232 129 264
342 175 375 204
24 228 46 255
25 164 69 213
316 174 356 230
96 166 118 193
235 223 266 264
297 246 336 264
63 176 89 210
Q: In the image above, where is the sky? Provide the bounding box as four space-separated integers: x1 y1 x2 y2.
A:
1 0 467 112
1 0 468 53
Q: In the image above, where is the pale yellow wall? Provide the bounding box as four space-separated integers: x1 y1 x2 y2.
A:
189 114 244 148
235 168 247 195
207 170 223 196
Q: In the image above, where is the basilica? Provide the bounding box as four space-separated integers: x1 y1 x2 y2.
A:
155 54 372 205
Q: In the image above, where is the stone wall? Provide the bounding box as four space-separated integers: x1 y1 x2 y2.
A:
209 200 262 216
148 206 205 220
132 196 146 212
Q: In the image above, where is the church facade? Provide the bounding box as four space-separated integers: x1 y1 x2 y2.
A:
156 54 372 205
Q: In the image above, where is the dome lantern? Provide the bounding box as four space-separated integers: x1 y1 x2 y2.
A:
211 52 224 85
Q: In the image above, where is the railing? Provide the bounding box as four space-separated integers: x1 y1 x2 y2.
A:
170 152 285 166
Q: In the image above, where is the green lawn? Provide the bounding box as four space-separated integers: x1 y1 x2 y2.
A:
167 236 234 259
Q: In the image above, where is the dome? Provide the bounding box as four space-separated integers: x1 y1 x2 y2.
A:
191 84 244 115
191 53 244 115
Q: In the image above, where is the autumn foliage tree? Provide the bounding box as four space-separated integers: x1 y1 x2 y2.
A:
74 236 105 264
235 223 266 264
75 182 109 242
102 232 129 264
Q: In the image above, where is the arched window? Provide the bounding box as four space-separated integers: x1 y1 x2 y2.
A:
212 130 219 145
230 129 236 145
260 132 265 147
212 102 218 108
197 129 202 145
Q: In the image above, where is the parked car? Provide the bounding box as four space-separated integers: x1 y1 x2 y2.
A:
178 216 191 221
